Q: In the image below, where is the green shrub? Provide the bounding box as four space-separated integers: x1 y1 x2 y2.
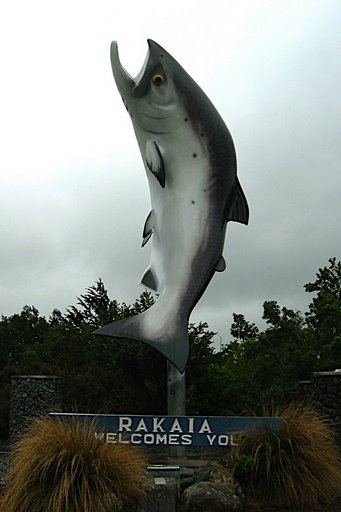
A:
231 403 341 507
0 417 146 512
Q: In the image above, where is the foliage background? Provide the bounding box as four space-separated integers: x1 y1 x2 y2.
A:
0 258 340 440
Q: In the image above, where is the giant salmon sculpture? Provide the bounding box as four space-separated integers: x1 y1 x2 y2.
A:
94 40 249 373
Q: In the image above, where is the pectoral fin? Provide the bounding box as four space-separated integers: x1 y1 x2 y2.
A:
142 210 155 247
225 178 249 225
140 267 159 292
146 140 165 188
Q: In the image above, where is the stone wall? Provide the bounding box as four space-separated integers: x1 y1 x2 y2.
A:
8 371 341 445
9 375 62 443
297 370 341 442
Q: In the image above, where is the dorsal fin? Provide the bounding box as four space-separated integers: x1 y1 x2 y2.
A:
225 178 249 225
146 140 165 188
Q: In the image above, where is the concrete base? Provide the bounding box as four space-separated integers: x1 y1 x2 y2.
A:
167 363 186 458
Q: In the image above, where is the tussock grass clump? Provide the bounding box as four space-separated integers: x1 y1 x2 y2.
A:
0 417 146 512
231 403 341 508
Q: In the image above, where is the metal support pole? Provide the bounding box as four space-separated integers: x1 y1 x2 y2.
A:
167 362 186 458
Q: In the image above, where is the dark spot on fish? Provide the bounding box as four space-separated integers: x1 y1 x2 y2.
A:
203 188 207 192
184 118 188 122
201 133 204 137
161 54 164 58
191 200 195 204
193 153 197 158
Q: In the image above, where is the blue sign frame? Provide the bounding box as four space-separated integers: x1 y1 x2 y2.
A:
50 413 282 447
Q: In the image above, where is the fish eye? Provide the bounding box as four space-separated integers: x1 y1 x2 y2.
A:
152 73 165 86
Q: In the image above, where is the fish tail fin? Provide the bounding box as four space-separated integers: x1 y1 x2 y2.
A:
92 306 189 373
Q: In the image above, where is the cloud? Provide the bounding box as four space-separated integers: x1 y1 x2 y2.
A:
0 1 340 352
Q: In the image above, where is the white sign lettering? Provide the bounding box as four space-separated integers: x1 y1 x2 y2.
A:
152 417 165 432
169 418 183 433
198 419 212 434
118 417 132 432
135 418 148 432
94 431 236 447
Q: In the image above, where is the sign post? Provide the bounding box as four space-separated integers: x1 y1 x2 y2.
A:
167 363 186 457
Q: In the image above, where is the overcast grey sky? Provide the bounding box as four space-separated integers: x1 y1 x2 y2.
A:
0 0 340 345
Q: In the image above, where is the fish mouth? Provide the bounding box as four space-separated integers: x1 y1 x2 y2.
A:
110 41 151 99
110 41 136 95
110 40 171 130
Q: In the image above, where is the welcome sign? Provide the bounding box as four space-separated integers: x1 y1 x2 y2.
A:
50 413 282 447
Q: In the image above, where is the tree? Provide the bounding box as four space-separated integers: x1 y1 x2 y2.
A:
185 322 221 414
64 281 167 415
218 301 316 409
0 259 340 439
305 257 341 369
230 313 259 343
65 279 132 327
